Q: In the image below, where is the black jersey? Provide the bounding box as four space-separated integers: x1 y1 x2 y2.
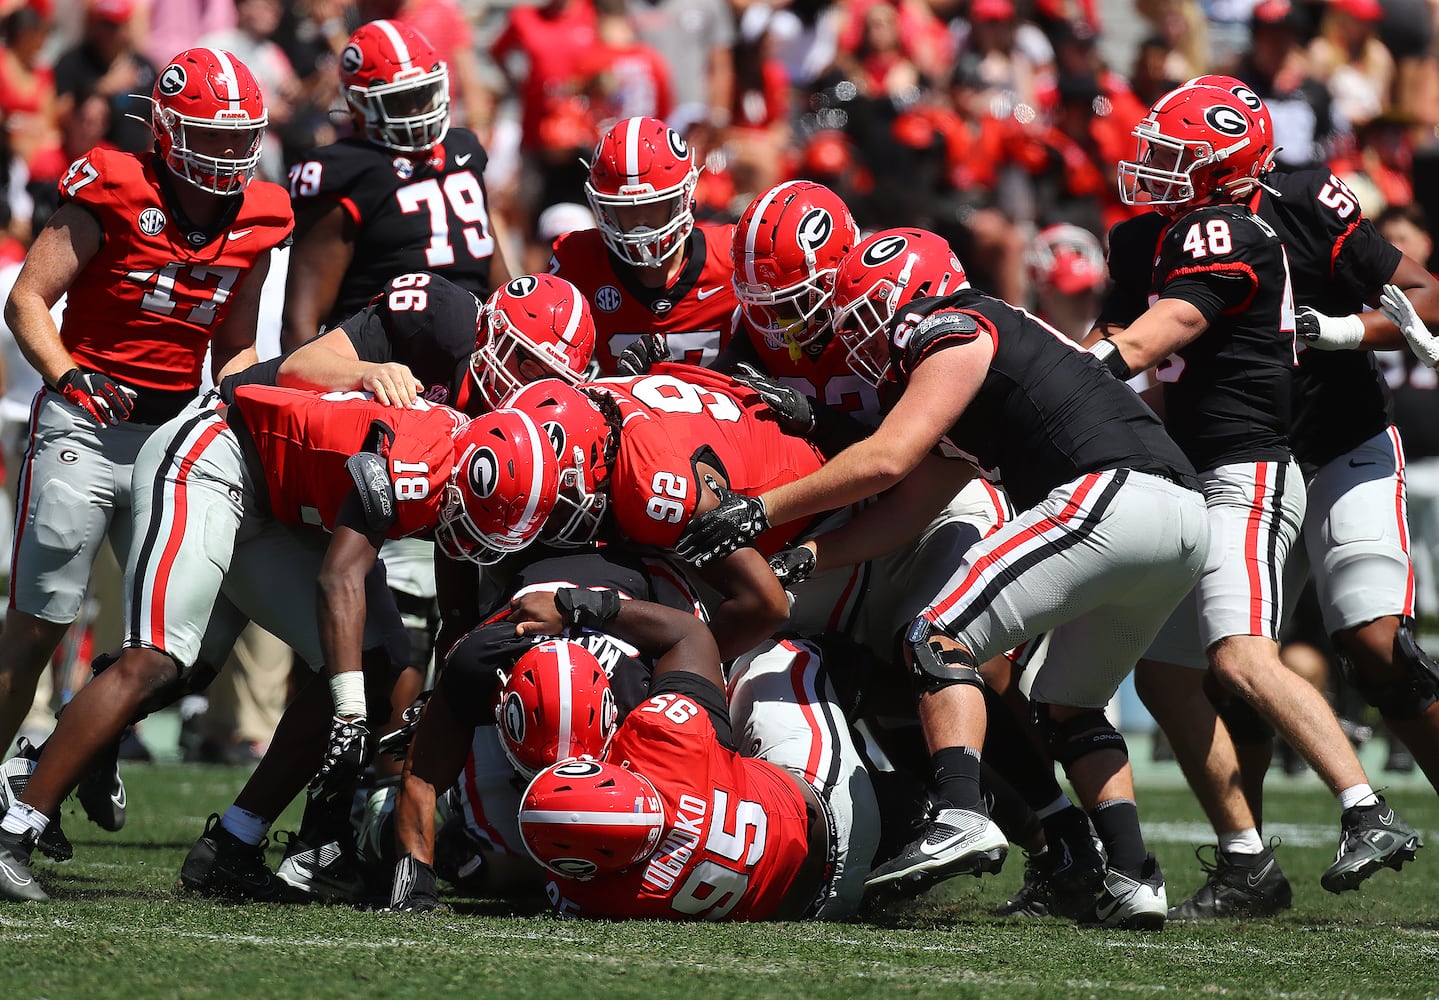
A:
1257 169 1401 473
337 271 481 409
1104 204 1295 473
890 289 1198 510
288 129 497 327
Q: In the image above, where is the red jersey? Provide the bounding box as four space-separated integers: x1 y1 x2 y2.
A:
547 676 813 921
58 147 292 393
731 313 885 426
549 224 737 373
590 364 825 553
228 385 465 539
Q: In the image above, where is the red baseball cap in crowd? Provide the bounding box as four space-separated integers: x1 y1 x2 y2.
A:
90 0 136 23
971 0 1016 22
1331 0 1382 20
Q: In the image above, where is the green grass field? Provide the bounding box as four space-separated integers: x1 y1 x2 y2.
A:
4 761 1438 1000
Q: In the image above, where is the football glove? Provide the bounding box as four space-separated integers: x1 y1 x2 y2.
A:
1295 306 1365 351
768 544 817 586
732 362 816 435
1381 283 1439 369
309 716 370 803
615 333 670 377
388 854 443 913
673 475 770 566
56 368 137 426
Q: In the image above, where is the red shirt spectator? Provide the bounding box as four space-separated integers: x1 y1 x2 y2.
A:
493 0 599 151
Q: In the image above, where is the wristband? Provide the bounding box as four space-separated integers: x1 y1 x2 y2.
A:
1088 338 1132 380
329 670 368 718
555 587 622 631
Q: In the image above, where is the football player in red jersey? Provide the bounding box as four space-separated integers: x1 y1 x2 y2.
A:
549 116 737 372
0 391 551 903
0 47 290 821
281 19 509 346
509 589 852 921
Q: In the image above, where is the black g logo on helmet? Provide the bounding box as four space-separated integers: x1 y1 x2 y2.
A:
795 209 833 251
553 759 604 778
1228 85 1263 115
500 692 526 746
666 129 688 160
542 421 566 460
507 275 539 297
341 44 363 75
468 447 499 498
861 234 908 267
1204 105 1249 137
158 64 187 97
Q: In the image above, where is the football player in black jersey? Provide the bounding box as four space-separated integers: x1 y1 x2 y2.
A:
280 19 509 347
676 228 1208 929
1094 81 1422 918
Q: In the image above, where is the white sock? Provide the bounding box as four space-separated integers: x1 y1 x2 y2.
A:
219 806 270 846
1338 783 1379 811
1 802 49 837
1035 795 1074 820
1218 828 1265 855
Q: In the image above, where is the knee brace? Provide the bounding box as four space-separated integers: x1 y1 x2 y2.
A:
1202 670 1275 746
1347 618 1439 721
905 617 984 696
1033 702 1128 769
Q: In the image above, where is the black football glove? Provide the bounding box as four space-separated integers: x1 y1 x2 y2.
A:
309 715 371 803
616 333 671 377
768 544 817 586
375 693 431 760
732 362 816 435
673 475 771 566
56 368 136 426
388 854 444 913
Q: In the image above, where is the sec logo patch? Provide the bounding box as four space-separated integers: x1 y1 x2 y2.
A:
138 208 166 236
595 286 622 313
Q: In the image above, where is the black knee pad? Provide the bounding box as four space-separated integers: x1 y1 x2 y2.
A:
435 619 534 728
1033 702 1128 769
1348 619 1439 721
905 617 984 696
1202 670 1275 745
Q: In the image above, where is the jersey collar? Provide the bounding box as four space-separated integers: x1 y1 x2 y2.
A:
610 230 707 315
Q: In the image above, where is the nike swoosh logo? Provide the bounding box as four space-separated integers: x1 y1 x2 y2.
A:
1349 459 1376 468
1246 859 1275 888
456 154 472 166
0 857 33 886
1379 810 1395 827
228 229 252 240
112 784 126 810
1095 894 1123 922
695 286 724 300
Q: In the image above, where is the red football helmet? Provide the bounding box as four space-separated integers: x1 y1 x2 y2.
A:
496 639 618 778
584 116 699 268
438 409 560 565
506 379 613 547
472 275 596 411
830 229 969 385
1186 74 1277 173
733 181 860 353
1025 223 1106 296
340 20 450 153
519 758 666 880
1118 83 1275 211
151 48 267 195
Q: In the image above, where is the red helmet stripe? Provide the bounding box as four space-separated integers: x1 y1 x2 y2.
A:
210 47 241 112
374 19 414 71
742 180 800 286
624 116 643 187
512 408 550 538
556 641 574 760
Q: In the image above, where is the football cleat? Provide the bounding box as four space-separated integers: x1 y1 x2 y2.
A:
993 850 1054 917
1043 805 1107 904
76 732 127 832
1321 796 1422 893
2 742 72 862
1167 843 1292 920
0 827 47 902
1079 854 1167 930
863 806 1007 901
274 831 366 902
179 813 294 903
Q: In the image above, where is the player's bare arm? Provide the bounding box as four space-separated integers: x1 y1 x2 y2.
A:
806 452 972 574
1095 297 1209 377
4 203 102 386
317 493 385 690
761 335 990 528
209 249 270 383
276 327 421 407
280 201 354 350
1359 254 1439 349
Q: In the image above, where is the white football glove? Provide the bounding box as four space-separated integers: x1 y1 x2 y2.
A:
1295 306 1366 351
1380 283 1439 369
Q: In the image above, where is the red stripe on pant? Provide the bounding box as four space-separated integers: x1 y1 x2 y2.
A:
148 421 226 649
8 391 46 608
926 471 1104 624
1390 426 1416 617
981 481 1006 537
462 751 514 856
784 640 825 782
1242 463 1271 635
